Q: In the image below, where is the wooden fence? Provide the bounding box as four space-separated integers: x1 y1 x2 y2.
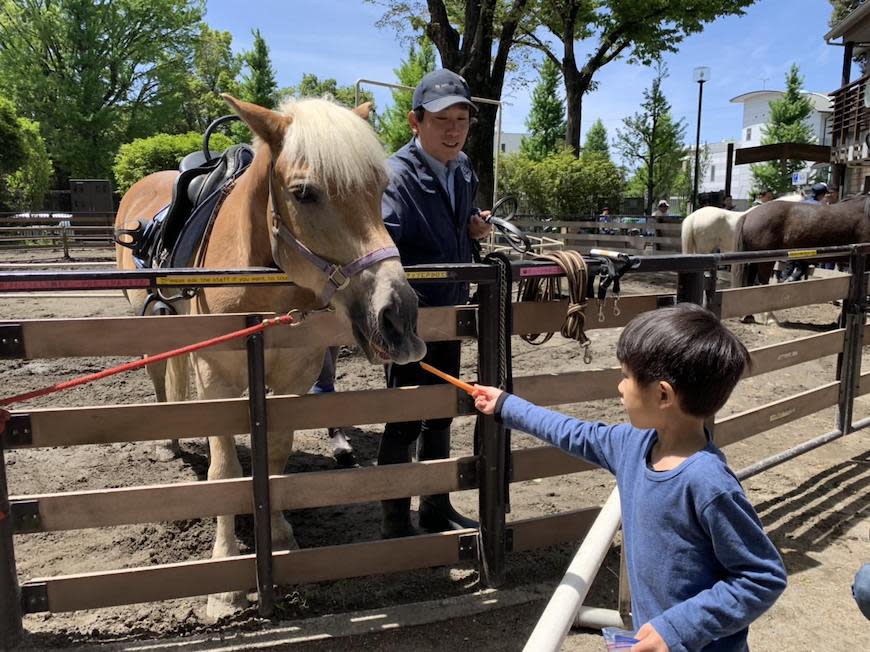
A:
0 246 867 646
507 215 683 255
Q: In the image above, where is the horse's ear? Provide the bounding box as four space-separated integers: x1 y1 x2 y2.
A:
221 94 291 151
353 101 373 122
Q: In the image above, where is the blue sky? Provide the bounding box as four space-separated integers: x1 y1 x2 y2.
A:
204 0 854 147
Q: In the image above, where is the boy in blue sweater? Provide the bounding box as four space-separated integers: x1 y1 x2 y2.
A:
473 303 786 651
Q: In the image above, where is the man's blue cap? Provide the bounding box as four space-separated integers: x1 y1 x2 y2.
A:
413 69 477 113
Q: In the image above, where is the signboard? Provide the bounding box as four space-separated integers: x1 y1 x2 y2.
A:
792 171 808 185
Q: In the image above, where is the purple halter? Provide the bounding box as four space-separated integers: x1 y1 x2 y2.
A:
269 166 400 306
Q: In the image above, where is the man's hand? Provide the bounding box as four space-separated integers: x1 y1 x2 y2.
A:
631 623 669 652
468 210 492 240
472 385 503 415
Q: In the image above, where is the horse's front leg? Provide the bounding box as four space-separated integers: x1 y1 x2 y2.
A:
206 433 247 620
267 429 297 550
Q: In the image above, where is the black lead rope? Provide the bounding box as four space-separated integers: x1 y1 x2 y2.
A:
595 256 636 322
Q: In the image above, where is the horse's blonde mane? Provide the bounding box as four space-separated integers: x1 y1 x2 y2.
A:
277 97 388 197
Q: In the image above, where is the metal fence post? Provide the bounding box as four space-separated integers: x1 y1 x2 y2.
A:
676 270 705 305
477 271 507 587
836 250 867 434
0 433 23 647
245 315 275 617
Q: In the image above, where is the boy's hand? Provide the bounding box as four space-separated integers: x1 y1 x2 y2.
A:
630 623 669 652
472 385 503 415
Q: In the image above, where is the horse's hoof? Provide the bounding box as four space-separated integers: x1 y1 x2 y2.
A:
740 315 756 324
206 591 248 621
153 439 180 461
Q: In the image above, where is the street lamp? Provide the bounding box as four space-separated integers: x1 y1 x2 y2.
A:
692 66 710 212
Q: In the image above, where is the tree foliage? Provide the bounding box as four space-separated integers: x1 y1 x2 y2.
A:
178 25 243 132
283 74 374 110
113 131 234 194
520 57 566 160
378 38 436 153
2 116 53 211
0 0 203 180
615 65 686 214
583 118 610 158
828 0 859 26
750 64 815 195
499 148 624 215
516 0 753 155
0 97 25 175
240 29 278 109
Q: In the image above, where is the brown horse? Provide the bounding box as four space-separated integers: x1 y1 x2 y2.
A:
115 95 425 618
732 195 870 288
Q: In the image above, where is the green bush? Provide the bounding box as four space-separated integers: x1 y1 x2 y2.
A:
499 149 625 217
2 116 53 211
113 131 234 194
0 97 26 175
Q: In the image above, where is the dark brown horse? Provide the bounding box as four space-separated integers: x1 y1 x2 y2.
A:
732 195 870 288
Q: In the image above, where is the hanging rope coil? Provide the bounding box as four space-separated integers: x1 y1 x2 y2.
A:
518 250 592 363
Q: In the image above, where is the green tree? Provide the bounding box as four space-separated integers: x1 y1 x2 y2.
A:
180 25 243 132
113 131 234 194
516 1 753 155
829 0 858 26
520 58 566 160
499 148 624 215
750 64 815 195
240 29 278 109
2 116 53 211
284 74 374 109
0 0 203 180
0 97 25 175
379 39 436 153
615 64 687 213
583 118 610 158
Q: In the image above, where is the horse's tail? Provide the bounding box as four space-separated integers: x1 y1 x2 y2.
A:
681 212 696 254
731 212 750 288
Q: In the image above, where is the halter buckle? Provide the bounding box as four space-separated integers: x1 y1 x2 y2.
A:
327 265 351 291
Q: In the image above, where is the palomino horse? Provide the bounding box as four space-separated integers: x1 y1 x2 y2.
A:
115 95 426 618
681 194 802 254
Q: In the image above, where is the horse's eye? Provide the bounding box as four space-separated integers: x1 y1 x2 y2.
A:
292 186 318 204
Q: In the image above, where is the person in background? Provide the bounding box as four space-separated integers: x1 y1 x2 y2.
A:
823 185 839 205
722 194 735 210
752 188 774 206
781 182 829 281
311 347 357 468
378 68 492 538
652 199 670 218
473 303 787 652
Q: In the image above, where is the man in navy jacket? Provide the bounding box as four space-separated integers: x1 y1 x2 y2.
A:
379 69 491 537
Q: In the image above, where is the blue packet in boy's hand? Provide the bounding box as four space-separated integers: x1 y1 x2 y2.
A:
602 626 640 649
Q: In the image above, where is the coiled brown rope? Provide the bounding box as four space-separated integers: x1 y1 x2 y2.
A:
517 250 592 363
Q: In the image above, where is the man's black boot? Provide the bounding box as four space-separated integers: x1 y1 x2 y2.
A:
378 430 420 538
417 427 478 532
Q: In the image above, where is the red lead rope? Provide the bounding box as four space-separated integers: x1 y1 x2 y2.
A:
0 313 296 412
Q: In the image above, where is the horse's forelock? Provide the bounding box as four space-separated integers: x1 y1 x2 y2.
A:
276 97 388 197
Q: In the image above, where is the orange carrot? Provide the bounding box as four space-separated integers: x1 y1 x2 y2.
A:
420 362 476 394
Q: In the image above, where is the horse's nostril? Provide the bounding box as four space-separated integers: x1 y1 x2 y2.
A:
378 303 406 345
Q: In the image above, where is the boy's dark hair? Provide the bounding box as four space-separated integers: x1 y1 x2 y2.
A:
616 303 750 418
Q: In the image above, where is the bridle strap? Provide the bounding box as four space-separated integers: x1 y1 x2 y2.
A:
268 164 400 305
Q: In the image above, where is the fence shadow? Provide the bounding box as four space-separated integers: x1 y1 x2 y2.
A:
755 448 869 573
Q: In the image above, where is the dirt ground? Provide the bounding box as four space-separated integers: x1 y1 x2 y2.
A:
1 247 868 651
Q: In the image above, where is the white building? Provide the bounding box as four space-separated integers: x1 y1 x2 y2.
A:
696 90 832 201
496 132 527 155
